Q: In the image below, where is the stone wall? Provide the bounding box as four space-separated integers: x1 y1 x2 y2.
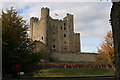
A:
110 2 120 80
30 16 47 44
50 52 98 62
30 7 80 53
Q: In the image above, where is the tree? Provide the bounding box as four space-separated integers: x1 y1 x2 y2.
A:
2 7 28 75
96 31 114 63
2 7 43 77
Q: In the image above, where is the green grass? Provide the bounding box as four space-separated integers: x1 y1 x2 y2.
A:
34 68 115 77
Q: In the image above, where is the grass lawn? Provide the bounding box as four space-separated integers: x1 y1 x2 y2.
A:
34 68 115 77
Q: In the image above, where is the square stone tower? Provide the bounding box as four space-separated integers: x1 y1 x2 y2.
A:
30 7 81 52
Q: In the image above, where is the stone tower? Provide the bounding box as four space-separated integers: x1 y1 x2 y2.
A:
30 7 81 52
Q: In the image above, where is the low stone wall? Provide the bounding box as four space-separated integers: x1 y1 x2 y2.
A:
45 62 113 68
50 52 98 62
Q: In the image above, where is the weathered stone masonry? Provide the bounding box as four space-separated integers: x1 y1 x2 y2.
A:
110 2 120 80
30 7 80 53
51 52 97 62
30 7 97 63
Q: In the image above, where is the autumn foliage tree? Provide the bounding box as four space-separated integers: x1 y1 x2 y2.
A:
96 31 114 63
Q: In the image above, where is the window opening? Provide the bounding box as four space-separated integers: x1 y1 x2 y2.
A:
61 27 62 30
42 36 43 40
53 32 55 35
64 27 66 30
53 45 55 48
64 23 66 26
64 34 66 37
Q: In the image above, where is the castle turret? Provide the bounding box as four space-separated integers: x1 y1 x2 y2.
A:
30 17 39 39
63 13 74 33
66 13 74 32
30 7 80 53
63 13 75 52
41 7 49 19
38 7 50 44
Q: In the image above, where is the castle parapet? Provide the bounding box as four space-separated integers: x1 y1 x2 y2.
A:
30 17 39 23
41 7 49 19
67 13 73 16
63 13 73 21
75 33 80 35
41 7 49 10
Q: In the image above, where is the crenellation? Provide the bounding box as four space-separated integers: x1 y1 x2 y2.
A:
59 19 62 21
41 7 49 10
41 7 49 19
67 13 73 16
30 7 80 53
30 17 39 23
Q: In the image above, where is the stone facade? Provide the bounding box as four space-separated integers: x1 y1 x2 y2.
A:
30 7 80 53
30 7 98 63
110 2 120 80
50 52 98 62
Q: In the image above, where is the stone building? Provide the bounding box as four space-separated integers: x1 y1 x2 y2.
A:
110 2 120 80
30 7 80 53
30 7 98 63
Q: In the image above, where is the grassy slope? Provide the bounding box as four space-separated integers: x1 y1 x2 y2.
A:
34 68 115 77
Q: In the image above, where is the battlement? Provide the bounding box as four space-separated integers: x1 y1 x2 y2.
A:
30 7 80 53
75 33 80 35
30 17 39 22
63 13 73 22
41 7 49 10
67 13 73 16
41 7 50 18
53 19 64 22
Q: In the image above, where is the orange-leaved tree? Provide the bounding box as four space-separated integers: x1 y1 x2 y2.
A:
96 31 114 63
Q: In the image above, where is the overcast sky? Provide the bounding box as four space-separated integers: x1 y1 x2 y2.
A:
2 1 113 53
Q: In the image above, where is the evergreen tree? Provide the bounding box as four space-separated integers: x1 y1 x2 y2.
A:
2 7 43 77
2 7 27 75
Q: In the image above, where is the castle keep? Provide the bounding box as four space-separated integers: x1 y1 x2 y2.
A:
30 7 97 63
30 7 80 52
